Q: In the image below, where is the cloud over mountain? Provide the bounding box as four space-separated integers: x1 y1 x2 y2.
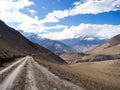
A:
39 23 120 40
0 0 120 40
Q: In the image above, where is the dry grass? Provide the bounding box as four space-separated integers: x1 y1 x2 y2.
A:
34 57 120 90
69 60 120 90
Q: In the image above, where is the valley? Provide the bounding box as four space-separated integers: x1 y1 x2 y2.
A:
0 56 85 90
0 0 120 90
35 57 120 90
0 20 120 90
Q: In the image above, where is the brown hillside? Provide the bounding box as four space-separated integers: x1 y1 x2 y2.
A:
79 34 120 62
0 20 66 64
109 34 120 47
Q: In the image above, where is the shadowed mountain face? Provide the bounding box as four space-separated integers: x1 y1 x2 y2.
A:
0 20 66 64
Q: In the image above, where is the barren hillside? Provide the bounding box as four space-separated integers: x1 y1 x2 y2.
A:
0 20 66 64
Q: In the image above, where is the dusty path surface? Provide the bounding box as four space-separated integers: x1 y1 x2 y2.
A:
0 56 85 90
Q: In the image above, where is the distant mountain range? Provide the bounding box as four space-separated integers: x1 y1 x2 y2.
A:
19 30 75 54
60 34 120 63
19 30 108 54
59 37 108 52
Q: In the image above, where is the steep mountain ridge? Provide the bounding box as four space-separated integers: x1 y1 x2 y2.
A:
0 20 65 64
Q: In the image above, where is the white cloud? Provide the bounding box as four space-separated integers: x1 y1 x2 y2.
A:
39 24 120 40
0 0 66 32
0 0 34 23
73 1 82 5
0 0 120 37
42 25 67 30
29 9 37 15
84 37 95 41
41 0 120 23
17 22 67 32
0 0 34 11
0 0 41 32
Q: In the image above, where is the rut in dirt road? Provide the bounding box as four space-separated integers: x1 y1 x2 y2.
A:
0 56 28 90
0 56 85 90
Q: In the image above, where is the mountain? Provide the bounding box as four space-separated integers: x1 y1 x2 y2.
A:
60 34 120 63
109 34 120 47
80 34 120 62
19 31 75 54
0 20 66 64
59 37 107 52
19 31 107 53
89 34 120 55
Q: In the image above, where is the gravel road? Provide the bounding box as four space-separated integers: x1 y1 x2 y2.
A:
0 56 85 90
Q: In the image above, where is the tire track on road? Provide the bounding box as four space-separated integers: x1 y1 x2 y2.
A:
0 56 28 90
24 57 38 90
0 57 26 83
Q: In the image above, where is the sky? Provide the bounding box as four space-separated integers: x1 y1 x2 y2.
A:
0 0 120 40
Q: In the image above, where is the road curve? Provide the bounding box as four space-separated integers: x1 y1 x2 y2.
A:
0 56 85 90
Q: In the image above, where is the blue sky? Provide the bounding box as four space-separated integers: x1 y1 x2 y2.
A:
0 0 120 40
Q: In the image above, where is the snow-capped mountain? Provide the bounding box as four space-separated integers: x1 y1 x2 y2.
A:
19 30 75 54
19 30 108 53
58 36 108 52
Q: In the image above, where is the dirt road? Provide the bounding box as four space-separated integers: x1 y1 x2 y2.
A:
0 56 85 90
